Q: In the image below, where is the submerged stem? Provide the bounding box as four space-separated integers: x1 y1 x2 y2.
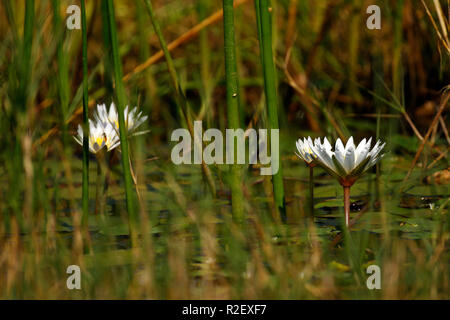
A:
95 153 106 217
343 186 351 227
309 166 314 217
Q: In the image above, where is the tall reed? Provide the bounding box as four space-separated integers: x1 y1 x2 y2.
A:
255 0 285 221
80 0 90 227
223 0 244 222
106 0 138 244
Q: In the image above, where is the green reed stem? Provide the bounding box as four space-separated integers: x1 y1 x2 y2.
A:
197 0 213 126
106 0 138 244
223 0 244 223
254 0 264 62
143 0 216 197
80 0 90 227
256 0 285 221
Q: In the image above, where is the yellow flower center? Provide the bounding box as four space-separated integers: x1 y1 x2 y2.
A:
95 136 105 147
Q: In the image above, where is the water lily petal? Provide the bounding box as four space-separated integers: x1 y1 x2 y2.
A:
334 138 346 170
295 137 314 163
369 142 386 166
74 124 83 146
311 140 336 173
109 102 118 119
350 155 371 177
344 141 356 173
344 136 355 154
355 138 367 158
331 154 348 178
355 138 371 167
132 114 148 132
369 152 385 167
323 137 332 151
104 122 120 151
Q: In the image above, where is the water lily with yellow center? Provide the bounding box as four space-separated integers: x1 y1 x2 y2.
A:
74 119 120 154
310 136 385 227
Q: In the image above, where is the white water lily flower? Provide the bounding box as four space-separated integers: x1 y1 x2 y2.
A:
309 136 385 227
74 119 119 154
94 102 148 135
311 136 385 186
295 137 316 165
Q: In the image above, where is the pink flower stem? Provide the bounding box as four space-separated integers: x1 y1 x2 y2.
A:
343 185 351 227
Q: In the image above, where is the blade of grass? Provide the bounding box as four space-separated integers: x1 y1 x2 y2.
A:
81 0 90 229
223 0 244 222
256 0 285 221
106 0 138 244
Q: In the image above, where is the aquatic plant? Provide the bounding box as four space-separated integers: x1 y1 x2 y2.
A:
310 137 385 226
